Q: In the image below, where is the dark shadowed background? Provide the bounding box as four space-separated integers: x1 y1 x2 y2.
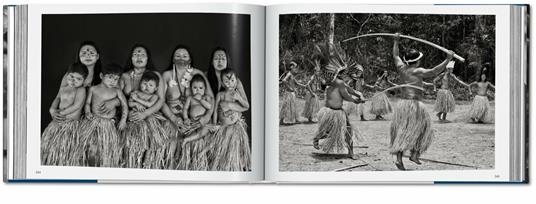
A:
41 13 251 134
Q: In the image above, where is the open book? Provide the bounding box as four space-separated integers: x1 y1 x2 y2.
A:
3 3 529 184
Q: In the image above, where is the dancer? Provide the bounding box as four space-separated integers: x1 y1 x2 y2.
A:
343 64 373 121
369 70 395 120
467 68 495 123
390 33 454 170
312 56 365 160
279 61 305 125
432 62 471 122
301 60 322 123
41 62 87 166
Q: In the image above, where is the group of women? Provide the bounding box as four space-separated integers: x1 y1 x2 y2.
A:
41 41 251 171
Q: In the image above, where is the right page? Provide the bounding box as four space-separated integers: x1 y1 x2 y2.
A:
265 4 514 183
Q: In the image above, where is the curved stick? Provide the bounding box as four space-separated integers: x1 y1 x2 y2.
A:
343 33 465 62
380 83 425 93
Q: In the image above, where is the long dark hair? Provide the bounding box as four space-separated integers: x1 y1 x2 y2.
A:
207 47 230 95
124 44 155 72
75 41 102 85
166 44 194 71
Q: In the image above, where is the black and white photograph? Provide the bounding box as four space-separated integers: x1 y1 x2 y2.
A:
278 13 496 172
39 12 252 171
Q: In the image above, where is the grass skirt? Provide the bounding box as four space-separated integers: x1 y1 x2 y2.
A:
468 95 492 122
302 93 320 121
41 120 81 166
78 116 122 167
370 92 392 116
280 91 299 124
343 102 364 116
161 119 183 169
121 113 168 169
390 99 433 154
314 107 360 153
208 120 251 171
434 89 455 113
177 125 213 171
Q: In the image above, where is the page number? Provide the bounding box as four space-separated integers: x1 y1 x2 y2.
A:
35 170 42 174
494 174 500 178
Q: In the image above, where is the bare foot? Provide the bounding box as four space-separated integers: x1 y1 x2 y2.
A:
395 161 406 170
313 140 320 150
360 116 367 121
436 112 442 120
348 154 359 160
409 156 422 165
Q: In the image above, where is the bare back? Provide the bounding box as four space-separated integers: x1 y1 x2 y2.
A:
398 66 425 99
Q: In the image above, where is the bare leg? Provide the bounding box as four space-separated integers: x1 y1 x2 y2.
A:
409 149 422 165
394 151 405 170
345 132 358 160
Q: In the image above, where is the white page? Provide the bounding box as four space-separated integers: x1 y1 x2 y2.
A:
265 4 511 183
24 3 265 182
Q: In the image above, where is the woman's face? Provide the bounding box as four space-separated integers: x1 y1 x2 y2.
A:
78 45 99 67
131 47 148 68
212 50 227 71
173 48 191 67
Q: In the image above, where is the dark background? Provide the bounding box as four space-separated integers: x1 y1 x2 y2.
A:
41 13 251 133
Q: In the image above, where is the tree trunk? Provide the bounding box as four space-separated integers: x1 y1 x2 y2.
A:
328 13 335 56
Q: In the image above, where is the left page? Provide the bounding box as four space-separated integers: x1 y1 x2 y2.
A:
20 3 264 182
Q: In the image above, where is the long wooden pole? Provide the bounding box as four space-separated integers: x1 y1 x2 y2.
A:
343 33 465 62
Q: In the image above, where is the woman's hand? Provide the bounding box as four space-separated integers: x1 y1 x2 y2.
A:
50 109 65 122
96 99 118 116
128 111 148 122
219 101 231 112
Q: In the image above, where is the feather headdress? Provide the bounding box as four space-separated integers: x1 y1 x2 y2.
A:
314 42 359 83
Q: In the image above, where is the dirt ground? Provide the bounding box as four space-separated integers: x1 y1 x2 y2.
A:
279 97 495 172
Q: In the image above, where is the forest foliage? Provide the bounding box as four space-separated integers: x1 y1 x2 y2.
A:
279 13 495 100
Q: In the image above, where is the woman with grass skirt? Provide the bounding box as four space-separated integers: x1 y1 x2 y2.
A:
119 44 167 169
161 45 215 169
432 64 471 122
302 62 322 123
369 71 395 120
467 69 495 123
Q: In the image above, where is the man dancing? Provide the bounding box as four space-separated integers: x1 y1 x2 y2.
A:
390 33 454 170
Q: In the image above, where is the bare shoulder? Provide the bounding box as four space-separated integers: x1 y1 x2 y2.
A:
192 68 207 76
161 70 172 80
76 86 87 94
121 72 130 79
333 78 346 87
152 70 163 78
